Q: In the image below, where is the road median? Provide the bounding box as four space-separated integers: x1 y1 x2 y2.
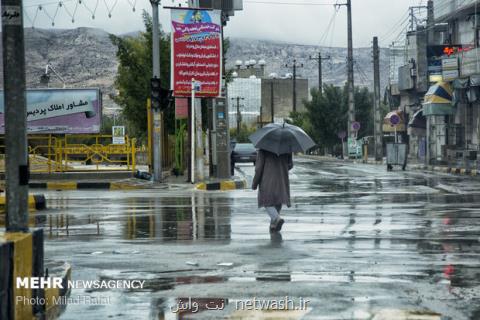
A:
196 179 247 191
29 179 152 190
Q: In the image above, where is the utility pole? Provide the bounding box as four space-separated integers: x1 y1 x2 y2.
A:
309 52 330 94
150 0 162 182
337 0 355 139
231 97 244 138
270 81 274 123
410 7 415 31
373 36 382 162
2 0 29 231
409 5 428 32
426 1 434 44
190 0 204 182
346 0 355 139
285 59 304 113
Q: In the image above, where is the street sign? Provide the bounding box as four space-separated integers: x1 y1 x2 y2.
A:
194 82 201 92
351 121 361 131
112 126 125 144
337 131 346 139
389 113 400 126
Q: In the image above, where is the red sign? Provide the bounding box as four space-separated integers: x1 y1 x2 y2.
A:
170 9 222 98
175 98 188 119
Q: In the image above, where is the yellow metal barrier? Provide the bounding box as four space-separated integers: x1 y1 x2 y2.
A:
0 134 137 173
59 134 136 172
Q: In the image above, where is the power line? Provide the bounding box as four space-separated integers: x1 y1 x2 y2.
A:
380 18 410 45
379 11 410 41
317 9 338 47
244 1 336 5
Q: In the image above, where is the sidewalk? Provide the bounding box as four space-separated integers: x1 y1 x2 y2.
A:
300 154 480 177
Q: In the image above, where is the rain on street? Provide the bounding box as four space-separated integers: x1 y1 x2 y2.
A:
39 157 480 319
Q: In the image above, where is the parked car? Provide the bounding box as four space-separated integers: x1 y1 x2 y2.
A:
231 143 257 174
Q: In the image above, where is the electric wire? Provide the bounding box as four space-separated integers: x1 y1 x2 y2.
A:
244 1 336 5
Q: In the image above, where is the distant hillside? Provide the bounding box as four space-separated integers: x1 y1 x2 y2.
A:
0 27 119 111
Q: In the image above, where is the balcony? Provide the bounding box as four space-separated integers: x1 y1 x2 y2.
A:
434 0 479 22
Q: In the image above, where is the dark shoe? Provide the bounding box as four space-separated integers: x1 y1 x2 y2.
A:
269 217 280 232
274 218 284 232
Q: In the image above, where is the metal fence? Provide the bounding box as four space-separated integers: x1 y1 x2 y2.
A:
0 134 137 173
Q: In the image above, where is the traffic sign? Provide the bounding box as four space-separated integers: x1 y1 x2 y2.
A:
337 131 347 139
351 121 361 131
389 113 400 126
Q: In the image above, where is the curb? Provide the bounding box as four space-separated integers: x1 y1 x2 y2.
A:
29 181 145 190
0 194 46 211
416 165 479 177
196 179 247 191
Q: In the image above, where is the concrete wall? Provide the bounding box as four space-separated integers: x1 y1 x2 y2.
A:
260 78 309 123
227 78 262 128
235 67 265 79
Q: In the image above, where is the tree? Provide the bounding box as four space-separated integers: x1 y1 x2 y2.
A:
291 85 374 152
109 11 172 142
230 124 257 143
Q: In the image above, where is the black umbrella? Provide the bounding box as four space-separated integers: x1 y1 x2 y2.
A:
248 122 316 155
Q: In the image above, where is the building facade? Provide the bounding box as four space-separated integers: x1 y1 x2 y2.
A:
227 77 262 129
388 0 480 169
227 60 309 128
260 78 309 124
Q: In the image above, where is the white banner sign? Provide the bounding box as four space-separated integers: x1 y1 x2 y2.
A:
112 126 125 145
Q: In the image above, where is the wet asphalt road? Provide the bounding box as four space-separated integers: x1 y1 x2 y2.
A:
37 157 480 319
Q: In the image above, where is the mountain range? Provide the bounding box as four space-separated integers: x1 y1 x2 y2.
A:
0 28 391 113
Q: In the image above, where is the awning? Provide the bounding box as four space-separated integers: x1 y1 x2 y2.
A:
423 81 455 116
408 109 426 129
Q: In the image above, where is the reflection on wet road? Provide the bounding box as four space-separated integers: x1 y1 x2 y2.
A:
35 157 480 319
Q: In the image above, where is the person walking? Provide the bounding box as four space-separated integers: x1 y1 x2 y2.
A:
249 122 315 233
252 149 293 232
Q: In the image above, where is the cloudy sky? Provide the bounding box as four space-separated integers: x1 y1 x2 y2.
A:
23 0 426 47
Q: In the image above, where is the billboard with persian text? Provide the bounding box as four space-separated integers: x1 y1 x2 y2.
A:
0 88 102 134
170 8 222 97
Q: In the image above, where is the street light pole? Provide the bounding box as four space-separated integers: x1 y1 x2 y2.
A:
2 0 29 231
40 64 67 88
151 0 162 182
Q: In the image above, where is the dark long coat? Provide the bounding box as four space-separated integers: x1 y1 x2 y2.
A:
252 149 293 208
